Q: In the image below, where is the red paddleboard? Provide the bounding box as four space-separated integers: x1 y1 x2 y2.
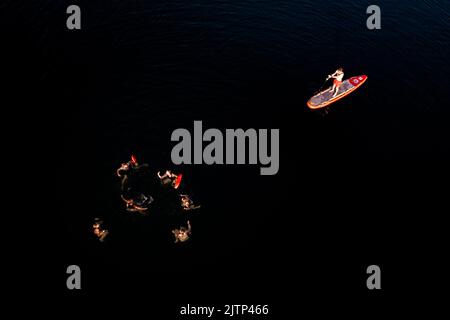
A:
174 174 183 189
307 75 368 109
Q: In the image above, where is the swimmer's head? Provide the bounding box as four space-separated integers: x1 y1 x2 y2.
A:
117 164 130 176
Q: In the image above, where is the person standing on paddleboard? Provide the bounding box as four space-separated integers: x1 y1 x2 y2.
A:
327 68 344 97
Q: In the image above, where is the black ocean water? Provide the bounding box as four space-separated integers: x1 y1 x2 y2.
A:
8 0 449 314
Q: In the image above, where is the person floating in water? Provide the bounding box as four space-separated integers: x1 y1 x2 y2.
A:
116 154 139 177
327 67 344 97
116 155 154 213
172 220 192 243
93 218 109 242
180 194 201 211
158 170 182 189
121 194 153 213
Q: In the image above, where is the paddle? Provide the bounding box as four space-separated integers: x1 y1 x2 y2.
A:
315 76 331 95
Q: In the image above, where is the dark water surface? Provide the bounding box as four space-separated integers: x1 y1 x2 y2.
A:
8 0 449 309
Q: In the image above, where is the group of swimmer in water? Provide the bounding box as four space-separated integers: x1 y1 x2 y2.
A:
93 155 200 244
